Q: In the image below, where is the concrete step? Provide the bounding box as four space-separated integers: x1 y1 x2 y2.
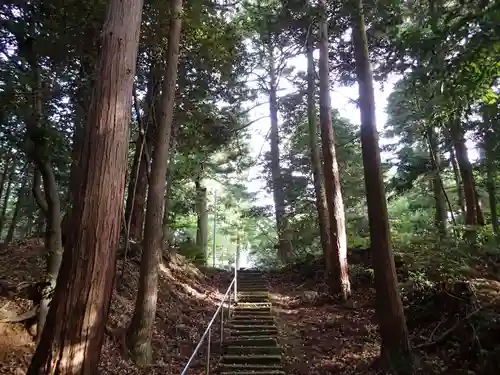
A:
229 324 277 331
230 329 278 337
219 364 282 372
222 354 281 365
233 306 271 312
231 315 274 321
225 346 282 356
224 337 278 347
238 291 269 296
230 319 275 326
238 296 270 303
220 371 285 375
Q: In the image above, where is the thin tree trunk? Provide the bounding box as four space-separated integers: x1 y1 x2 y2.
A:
195 177 208 261
0 165 13 237
0 155 10 217
318 0 350 299
126 0 182 365
162 152 176 245
486 150 498 234
5 187 23 244
306 36 333 281
268 45 293 262
351 0 412 372
27 0 143 372
450 120 477 229
23 36 64 343
35 161 63 344
125 62 161 240
427 127 447 236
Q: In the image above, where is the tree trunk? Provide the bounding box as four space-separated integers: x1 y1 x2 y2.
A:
35 162 64 344
485 149 498 234
27 0 143 372
162 152 176 245
5 187 23 244
351 0 413 372
306 36 333 282
267 45 293 263
195 177 208 261
448 145 466 219
318 0 350 299
427 127 447 236
0 164 13 237
474 186 485 226
0 155 11 219
125 62 161 241
126 0 182 365
450 120 477 229
23 35 65 343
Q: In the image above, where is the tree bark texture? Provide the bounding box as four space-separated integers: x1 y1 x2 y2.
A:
306 38 333 281
318 0 350 299
27 0 143 372
267 45 293 262
351 0 412 372
126 0 182 365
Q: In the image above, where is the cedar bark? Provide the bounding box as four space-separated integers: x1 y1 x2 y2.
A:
26 0 143 372
351 0 412 372
126 0 182 365
318 0 350 299
306 37 332 279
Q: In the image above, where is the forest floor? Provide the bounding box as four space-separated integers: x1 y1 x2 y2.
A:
269 250 500 375
1 240 500 375
0 239 231 375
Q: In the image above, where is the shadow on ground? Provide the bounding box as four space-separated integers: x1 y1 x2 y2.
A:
0 239 231 375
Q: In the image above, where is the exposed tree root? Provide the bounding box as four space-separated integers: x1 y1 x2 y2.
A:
0 306 38 323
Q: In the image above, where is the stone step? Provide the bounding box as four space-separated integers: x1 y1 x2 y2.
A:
225 346 281 356
229 324 277 331
219 364 282 372
238 291 269 296
222 354 282 365
230 319 275 326
230 329 278 337
224 337 278 347
237 285 267 290
234 305 271 310
231 314 274 322
220 371 285 375
238 296 270 303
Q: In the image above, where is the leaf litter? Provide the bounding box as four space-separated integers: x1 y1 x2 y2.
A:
0 240 230 375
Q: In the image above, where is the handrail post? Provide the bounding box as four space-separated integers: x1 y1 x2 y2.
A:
206 326 211 375
220 298 224 346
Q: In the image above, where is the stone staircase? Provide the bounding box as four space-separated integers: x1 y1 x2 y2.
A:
219 270 284 375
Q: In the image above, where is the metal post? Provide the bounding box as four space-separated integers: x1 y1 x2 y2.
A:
220 300 224 347
234 233 239 302
206 326 211 375
212 191 217 268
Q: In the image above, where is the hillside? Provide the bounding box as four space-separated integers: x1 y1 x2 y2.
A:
0 239 231 375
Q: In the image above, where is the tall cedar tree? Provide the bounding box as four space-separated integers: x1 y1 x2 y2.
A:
318 0 351 299
26 0 144 372
351 0 413 372
126 0 183 365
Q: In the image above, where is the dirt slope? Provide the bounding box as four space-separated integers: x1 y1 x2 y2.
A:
0 239 230 375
